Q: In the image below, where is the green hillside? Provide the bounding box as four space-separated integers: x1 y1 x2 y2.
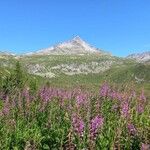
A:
0 54 149 93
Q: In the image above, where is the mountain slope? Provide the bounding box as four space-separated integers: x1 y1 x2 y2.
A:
20 55 124 78
103 63 150 83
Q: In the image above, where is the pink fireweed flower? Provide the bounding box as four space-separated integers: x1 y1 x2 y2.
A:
63 91 72 100
2 105 9 115
121 101 129 118
76 93 87 106
130 90 136 98
90 115 104 140
39 87 74 103
72 114 84 137
22 88 30 103
109 90 117 100
136 90 146 114
127 123 136 135
99 83 110 97
140 90 146 102
2 96 10 115
141 143 150 150
116 93 123 101
136 105 144 114
39 87 52 102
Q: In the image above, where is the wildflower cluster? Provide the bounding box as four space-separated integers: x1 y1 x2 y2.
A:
0 83 149 149
90 116 104 140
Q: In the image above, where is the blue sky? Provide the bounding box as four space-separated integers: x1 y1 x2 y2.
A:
0 0 150 56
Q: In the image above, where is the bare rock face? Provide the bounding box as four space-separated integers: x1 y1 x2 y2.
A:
27 36 108 55
127 51 150 62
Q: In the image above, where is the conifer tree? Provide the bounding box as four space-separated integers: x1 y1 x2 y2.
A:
13 61 24 88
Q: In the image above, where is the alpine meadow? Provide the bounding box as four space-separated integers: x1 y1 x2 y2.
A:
0 0 150 149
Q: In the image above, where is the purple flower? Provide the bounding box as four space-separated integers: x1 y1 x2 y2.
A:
127 123 136 135
76 93 87 106
141 143 150 150
109 90 117 99
22 88 30 103
72 114 84 137
121 101 129 118
2 105 9 115
130 90 136 98
140 90 146 102
39 87 74 103
63 91 72 100
39 87 54 102
2 96 10 115
136 105 144 114
116 93 123 101
90 116 104 140
99 83 110 97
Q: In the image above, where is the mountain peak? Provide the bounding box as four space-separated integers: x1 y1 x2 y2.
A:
24 36 109 56
72 36 83 42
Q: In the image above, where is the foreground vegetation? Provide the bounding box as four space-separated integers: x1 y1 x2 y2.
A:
0 85 150 149
0 62 149 149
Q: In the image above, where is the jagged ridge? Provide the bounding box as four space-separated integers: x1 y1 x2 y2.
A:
127 51 150 62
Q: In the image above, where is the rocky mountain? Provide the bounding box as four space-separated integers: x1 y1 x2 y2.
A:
127 51 150 62
25 36 109 56
0 42 150 90
0 51 15 56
